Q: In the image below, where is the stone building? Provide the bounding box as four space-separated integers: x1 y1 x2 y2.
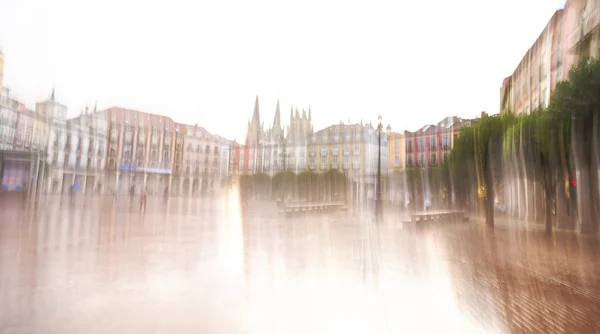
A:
63 107 107 194
500 0 600 115
96 107 180 196
244 96 313 176
37 90 69 194
310 121 388 204
181 124 221 196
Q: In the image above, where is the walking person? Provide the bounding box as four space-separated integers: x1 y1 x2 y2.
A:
140 188 147 213
129 185 136 208
69 184 75 206
163 187 169 205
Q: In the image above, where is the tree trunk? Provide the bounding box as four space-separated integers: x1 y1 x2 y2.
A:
485 139 495 227
591 112 600 231
556 123 574 230
545 187 552 233
519 125 533 222
572 118 594 233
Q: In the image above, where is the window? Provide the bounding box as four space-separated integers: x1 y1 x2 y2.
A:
418 138 424 151
320 159 327 169
407 156 413 167
430 137 437 150
407 140 413 153
394 155 400 167
443 152 450 163
431 153 437 165
443 136 449 149
123 149 131 165
418 153 424 166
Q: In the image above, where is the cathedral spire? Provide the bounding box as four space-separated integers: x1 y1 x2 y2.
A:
251 95 260 126
272 100 282 133
50 88 55 102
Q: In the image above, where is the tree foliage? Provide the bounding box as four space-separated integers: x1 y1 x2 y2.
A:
445 58 600 233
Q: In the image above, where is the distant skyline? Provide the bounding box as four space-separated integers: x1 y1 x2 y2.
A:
1 0 566 141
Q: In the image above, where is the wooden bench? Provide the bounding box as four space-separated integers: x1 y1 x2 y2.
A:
280 202 347 214
410 210 467 223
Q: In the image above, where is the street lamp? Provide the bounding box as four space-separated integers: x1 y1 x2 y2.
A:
376 114 383 215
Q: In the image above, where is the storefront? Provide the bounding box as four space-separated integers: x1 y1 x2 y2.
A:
0 150 42 202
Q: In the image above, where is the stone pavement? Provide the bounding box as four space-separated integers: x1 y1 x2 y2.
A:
1 193 600 333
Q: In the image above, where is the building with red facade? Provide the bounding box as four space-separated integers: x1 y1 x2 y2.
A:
404 116 470 169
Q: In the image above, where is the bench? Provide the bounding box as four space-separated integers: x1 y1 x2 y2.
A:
410 210 467 223
280 202 347 214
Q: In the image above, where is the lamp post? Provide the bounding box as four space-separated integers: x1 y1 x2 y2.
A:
376 115 383 215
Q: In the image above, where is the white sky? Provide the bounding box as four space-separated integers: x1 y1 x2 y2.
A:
0 0 566 141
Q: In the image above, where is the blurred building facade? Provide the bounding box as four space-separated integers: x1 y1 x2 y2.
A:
1 88 21 151
181 124 225 196
0 49 4 93
501 0 600 115
244 96 312 176
310 121 388 203
60 108 107 194
387 127 405 204
242 97 393 203
37 90 69 194
404 116 466 169
387 128 404 173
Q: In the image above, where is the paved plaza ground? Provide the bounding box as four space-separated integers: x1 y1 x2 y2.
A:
1 191 600 333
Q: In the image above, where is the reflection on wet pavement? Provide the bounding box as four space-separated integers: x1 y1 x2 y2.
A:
1 192 600 333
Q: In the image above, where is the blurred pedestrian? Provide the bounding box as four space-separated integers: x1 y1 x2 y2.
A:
424 198 432 211
129 185 135 207
69 184 75 205
140 188 147 213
